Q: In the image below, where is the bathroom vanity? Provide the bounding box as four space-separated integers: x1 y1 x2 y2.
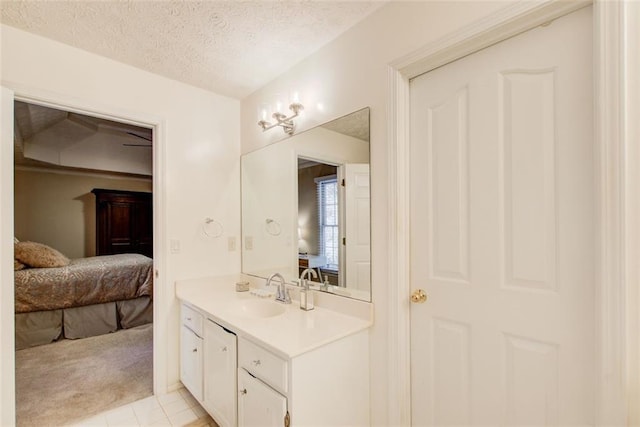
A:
176 275 372 427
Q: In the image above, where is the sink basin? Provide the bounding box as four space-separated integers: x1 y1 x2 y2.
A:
233 299 286 318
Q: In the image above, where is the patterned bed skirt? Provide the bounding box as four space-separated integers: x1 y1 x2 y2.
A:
15 296 152 350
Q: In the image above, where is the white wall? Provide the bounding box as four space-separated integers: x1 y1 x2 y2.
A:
242 138 297 278
240 1 512 424
1 24 241 423
0 86 16 427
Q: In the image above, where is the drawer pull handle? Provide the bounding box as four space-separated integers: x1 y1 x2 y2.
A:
221 346 227 352
186 317 192 321
240 388 247 395
252 359 261 366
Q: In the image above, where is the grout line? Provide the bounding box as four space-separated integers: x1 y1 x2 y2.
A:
81 389 211 427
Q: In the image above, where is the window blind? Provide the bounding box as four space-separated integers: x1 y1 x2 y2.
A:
315 174 339 270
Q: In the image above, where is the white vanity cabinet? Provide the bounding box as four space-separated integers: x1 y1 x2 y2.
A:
180 304 204 401
203 319 237 427
238 337 289 427
176 276 372 427
238 368 288 427
237 332 369 427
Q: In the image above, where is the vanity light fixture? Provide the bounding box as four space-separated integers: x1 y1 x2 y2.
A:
257 102 304 135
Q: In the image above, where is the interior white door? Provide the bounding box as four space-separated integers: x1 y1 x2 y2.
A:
341 163 371 291
409 6 594 425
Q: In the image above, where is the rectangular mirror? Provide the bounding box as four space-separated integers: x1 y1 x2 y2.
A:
241 108 370 301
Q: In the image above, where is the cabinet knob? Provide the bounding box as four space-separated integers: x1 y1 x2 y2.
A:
240 388 247 395
192 348 197 353
252 359 261 366
221 346 227 352
186 317 192 321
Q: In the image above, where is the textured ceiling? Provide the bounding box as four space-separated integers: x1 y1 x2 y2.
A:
0 1 385 99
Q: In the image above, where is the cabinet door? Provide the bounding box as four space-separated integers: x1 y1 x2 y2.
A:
98 200 134 255
133 199 153 258
238 369 287 427
204 320 237 427
180 325 203 401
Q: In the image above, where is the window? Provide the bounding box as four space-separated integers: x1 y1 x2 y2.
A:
316 175 339 270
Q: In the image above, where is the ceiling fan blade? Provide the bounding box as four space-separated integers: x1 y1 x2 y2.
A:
126 131 152 142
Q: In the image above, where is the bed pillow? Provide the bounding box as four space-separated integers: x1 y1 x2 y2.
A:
14 259 25 271
14 241 70 268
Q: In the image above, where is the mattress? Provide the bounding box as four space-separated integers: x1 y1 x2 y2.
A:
15 254 153 313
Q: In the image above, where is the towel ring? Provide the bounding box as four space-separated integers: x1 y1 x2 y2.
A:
265 218 281 236
203 217 223 238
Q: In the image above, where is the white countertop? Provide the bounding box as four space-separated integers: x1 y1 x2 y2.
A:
175 274 373 359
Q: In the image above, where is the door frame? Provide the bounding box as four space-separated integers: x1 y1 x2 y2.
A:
386 0 640 424
0 82 169 423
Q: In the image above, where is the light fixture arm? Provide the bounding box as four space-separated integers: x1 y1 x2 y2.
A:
258 102 304 135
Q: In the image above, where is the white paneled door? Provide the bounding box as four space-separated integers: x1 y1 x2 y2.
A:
342 163 371 291
409 6 594 426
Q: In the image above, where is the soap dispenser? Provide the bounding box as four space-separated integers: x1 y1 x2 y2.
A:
300 279 314 311
299 268 317 311
321 274 331 291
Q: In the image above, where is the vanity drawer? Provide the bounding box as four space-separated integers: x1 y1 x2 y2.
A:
182 304 203 337
238 337 288 394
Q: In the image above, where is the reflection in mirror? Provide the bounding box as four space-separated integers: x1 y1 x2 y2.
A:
241 108 371 301
297 160 338 281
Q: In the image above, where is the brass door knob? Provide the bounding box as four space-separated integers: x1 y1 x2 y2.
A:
411 289 428 304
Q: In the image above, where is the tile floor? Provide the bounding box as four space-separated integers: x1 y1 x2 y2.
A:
72 388 218 427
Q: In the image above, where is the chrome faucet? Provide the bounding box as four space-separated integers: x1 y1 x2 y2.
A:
299 268 318 311
266 273 291 304
300 268 318 285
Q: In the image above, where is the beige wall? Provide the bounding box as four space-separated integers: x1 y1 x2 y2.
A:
14 169 152 259
241 1 512 424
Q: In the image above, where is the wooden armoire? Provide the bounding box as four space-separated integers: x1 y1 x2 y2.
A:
92 188 153 258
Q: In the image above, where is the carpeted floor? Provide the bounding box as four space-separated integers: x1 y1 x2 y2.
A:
15 323 153 426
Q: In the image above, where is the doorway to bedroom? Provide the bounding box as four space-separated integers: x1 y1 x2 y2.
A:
12 100 155 425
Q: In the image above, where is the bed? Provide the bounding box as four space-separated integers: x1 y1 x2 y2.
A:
15 253 153 350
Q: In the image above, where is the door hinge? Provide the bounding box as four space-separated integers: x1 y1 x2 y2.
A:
342 237 346 245
284 411 290 427
154 269 159 278
341 178 345 187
